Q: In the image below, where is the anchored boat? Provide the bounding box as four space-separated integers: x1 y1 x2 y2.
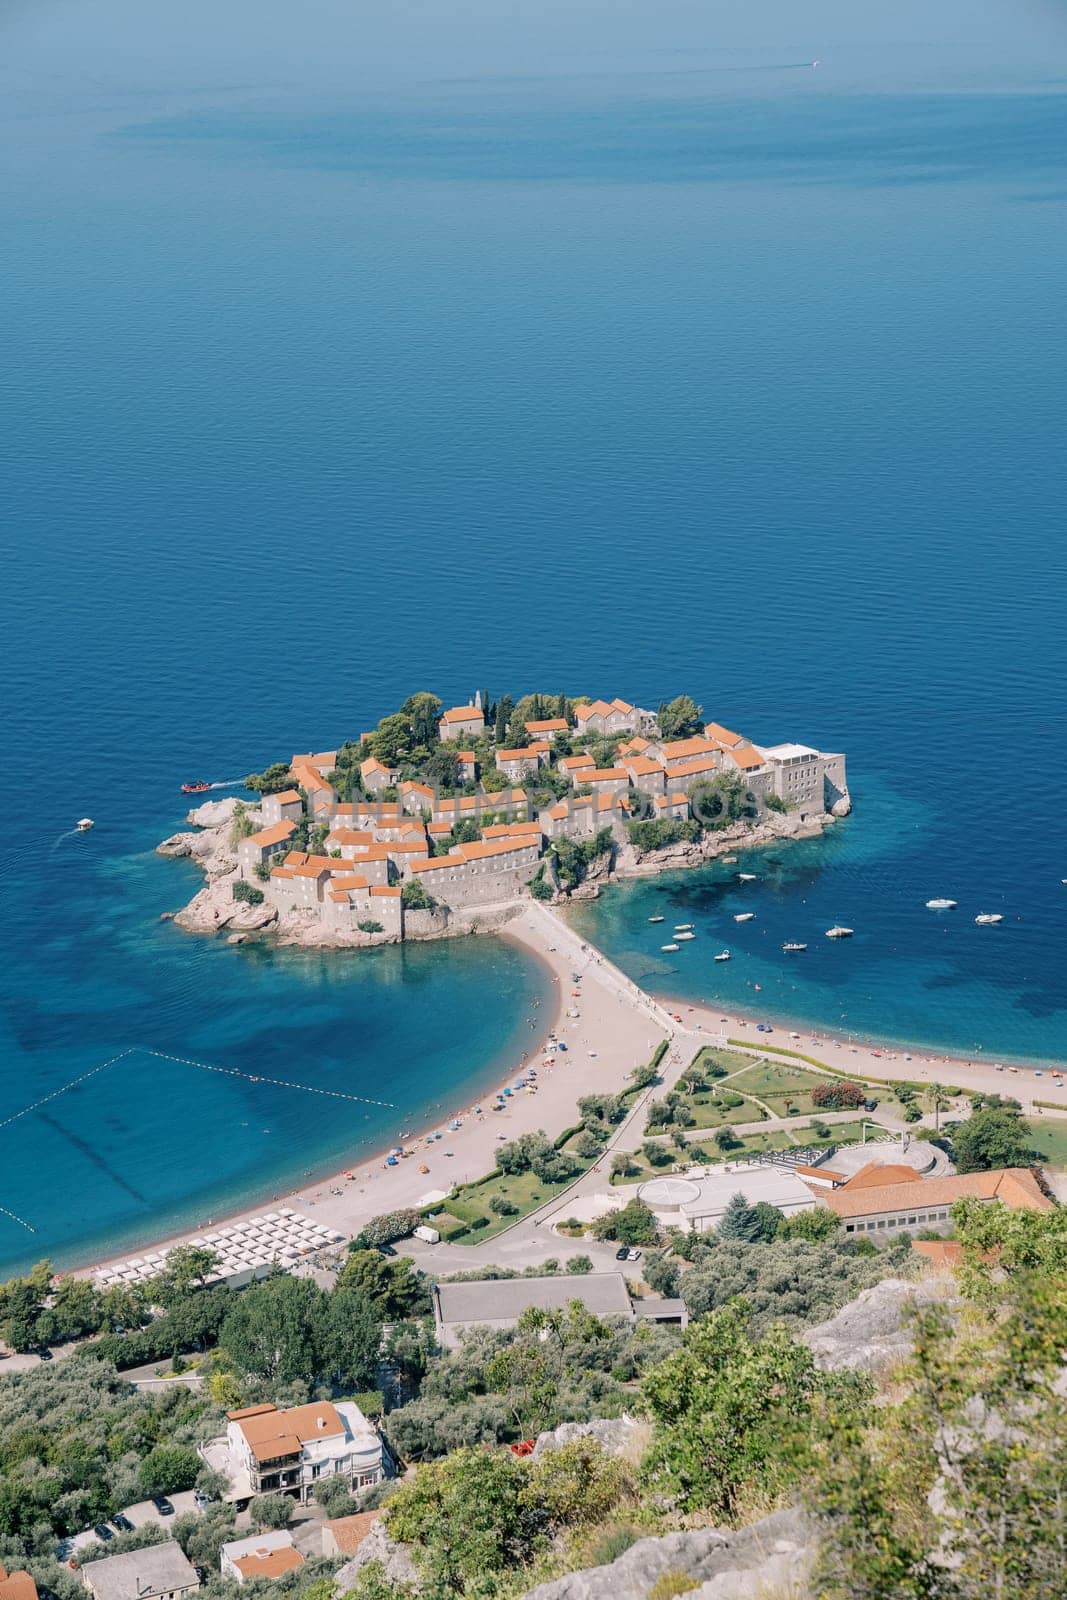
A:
926 898 957 910
782 942 807 952
975 913 1003 925
734 912 755 923
825 926 853 939
714 950 731 962
661 943 680 953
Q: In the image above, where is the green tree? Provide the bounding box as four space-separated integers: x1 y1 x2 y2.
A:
923 1082 952 1133
139 1444 200 1498
370 712 415 767
401 877 432 910
718 1193 764 1242
494 695 514 745
336 1250 431 1319
386 1446 529 1595
243 761 293 794
219 1274 331 1385
249 1491 295 1529
400 691 443 747
642 1301 865 1519
591 1199 659 1245
656 695 703 740
778 1207 840 1242
324 1286 383 1388
952 1104 1037 1173
155 1245 219 1304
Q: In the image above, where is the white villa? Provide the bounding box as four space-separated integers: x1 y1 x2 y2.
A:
203 1400 383 1506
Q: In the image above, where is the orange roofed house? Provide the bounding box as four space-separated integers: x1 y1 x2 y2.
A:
438 704 485 742
220 1531 304 1585
0 1571 37 1600
822 1166 1053 1240
208 1401 383 1506
574 698 646 735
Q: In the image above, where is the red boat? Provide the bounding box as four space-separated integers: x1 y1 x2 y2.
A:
181 781 211 794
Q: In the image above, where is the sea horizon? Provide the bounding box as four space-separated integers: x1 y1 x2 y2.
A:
3 0 1066 1277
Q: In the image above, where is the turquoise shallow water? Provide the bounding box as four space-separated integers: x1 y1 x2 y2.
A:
2 0 1066 1274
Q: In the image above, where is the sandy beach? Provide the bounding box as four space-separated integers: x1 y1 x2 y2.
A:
80 903 1064 1278
81 904 674 1276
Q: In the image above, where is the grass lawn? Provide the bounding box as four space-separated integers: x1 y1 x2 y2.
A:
440 1168 578 1241
616 1117 877 1184
687 1046 759 1079
726 1059 829 1101
679 1092 768 1131
1025 1117 1067 1169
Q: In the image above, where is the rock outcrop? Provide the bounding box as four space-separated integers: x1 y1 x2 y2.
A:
803 1275 955 1373
521 1507 815 1600
186 796 245 828
615 812 834 879
333 1519 419 1593
531 1416 647 1461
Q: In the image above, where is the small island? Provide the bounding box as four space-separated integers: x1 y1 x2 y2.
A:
159 689 850 946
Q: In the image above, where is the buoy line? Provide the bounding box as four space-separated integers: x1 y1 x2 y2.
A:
0 1045 396 1135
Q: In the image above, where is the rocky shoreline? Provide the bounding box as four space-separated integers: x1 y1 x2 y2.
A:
158 799 841 948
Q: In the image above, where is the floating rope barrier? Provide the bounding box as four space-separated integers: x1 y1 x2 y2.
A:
0 1204 35 1233
0 1044 395 1135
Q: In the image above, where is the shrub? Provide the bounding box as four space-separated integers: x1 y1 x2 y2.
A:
401 878 432 910
357 920 385 933
356 1209 422 1247
232 880 264 906
566 1255 593 1274
489 1196 519 1216
649 1575 700 1599
591 1199 659 1245
811 1080 866 1110
763 792 787 813
587 1525 641 1566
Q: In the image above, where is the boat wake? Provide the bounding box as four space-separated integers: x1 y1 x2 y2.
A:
50 827 91 852
208 779 244 790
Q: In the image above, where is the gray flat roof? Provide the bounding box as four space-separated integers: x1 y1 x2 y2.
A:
435 1272 633 1329
633 1298 687 1320
82 1543 199 1600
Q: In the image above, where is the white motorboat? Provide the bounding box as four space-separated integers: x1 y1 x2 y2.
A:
825 926 853 939
714 950 731 962
674 923 694 931
926 898 957 910
738 872 757 882
733 912 755 923
975 913 1003 925
76 818 95 831
675 931 696 941
648 915 665 923
782 942 807 952
661 943 680 953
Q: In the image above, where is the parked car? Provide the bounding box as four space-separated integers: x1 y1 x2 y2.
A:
152 1497 175 1517
626 1248 642 1262
615 1246 629 1261
863 1098 878 1112
192 1492 213 1510
112 1514 134 1533
93 1525 113 1543
37 1348 53 1361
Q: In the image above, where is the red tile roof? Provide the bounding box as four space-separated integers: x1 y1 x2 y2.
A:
824 1167 1053 1221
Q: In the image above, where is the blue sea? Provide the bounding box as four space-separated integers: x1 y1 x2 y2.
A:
2 0 1066 1275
